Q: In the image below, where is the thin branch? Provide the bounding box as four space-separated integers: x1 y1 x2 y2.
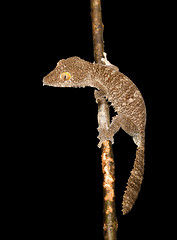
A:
90 0 118 239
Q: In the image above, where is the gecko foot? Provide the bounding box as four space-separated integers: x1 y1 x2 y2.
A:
101 52 119 71
97 127 114 148
101 52 111 66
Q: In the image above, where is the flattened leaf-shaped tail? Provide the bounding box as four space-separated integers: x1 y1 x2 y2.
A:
122 144 145 215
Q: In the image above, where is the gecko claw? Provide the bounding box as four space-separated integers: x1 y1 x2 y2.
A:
97 127 114 148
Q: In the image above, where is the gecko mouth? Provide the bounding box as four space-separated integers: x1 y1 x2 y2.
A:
43 76 49 86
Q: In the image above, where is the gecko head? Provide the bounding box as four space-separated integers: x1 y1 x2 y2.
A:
43 57 93 88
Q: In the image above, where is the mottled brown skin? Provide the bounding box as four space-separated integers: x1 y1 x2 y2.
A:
43 57 146 215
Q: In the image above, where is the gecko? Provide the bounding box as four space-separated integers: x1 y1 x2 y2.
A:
43 53 146 215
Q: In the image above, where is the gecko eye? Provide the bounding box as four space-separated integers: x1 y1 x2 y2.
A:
60 72 71 81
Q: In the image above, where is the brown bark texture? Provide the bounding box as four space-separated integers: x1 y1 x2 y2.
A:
90 1 118 239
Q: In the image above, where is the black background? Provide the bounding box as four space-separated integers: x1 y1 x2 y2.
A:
6 0 168 239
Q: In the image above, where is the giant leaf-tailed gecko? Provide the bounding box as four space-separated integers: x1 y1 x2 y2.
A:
43 54 146 215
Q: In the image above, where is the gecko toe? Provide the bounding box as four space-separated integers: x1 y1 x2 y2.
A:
97 127 114 148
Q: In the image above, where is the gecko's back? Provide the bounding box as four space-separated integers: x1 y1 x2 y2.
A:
93 63 146 214
95 65 146 134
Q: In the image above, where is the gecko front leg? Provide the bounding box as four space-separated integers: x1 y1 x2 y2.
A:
101 52 119 72
94 89 106 104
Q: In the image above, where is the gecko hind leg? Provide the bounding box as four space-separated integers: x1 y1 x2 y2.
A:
97 114 140 148
97 114 122 148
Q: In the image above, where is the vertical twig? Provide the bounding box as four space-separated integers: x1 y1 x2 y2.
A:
90 1 118 239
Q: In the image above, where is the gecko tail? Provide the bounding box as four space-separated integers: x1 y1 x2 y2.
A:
122 144 145 215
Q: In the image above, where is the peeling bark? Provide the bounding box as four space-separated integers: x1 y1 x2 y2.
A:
101 141 118 240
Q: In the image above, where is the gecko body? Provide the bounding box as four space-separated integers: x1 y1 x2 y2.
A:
43 56 146 215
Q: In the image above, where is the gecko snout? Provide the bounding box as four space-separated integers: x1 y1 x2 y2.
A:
43 76 51 86
43 76 47 86
43 76 49 86
43 70 56 86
